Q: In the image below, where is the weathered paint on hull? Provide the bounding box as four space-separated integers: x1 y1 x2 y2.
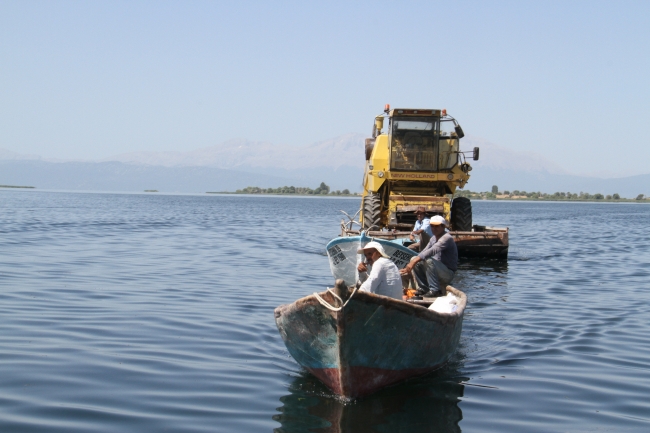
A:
275 287 466 398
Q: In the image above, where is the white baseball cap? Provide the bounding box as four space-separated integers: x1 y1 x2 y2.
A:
429 215 448 226
356 241 390 258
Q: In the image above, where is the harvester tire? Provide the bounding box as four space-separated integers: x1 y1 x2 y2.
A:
451 197 472 231
363 193 382 231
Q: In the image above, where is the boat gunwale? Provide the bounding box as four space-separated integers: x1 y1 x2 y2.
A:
275 285 467 325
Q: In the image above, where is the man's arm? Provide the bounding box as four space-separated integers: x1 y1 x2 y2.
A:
399 256 421 276
400 235 443 276
418 236 441 261
410 221 420 240
359 261 383 293
411 220 431 238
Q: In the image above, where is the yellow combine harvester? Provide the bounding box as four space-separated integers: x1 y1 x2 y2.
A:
343 105 508 258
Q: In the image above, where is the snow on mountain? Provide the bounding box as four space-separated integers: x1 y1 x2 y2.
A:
101 133 367 170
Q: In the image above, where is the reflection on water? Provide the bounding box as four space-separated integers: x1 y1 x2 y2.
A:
2 193 650 432
274 359 465 433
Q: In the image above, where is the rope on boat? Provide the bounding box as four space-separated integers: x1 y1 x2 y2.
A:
339 209 361 231
313 285 359 312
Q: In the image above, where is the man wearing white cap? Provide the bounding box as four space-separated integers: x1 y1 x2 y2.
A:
356 241 403 300
400 215 458 297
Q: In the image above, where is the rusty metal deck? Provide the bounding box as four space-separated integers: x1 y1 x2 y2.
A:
340 225 509 259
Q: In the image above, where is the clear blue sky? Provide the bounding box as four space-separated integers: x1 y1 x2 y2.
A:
1 0 649 176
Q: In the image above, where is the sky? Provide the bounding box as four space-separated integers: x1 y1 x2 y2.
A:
1 0 649 176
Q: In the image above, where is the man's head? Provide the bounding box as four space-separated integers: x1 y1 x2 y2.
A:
357 241 390 264
414 206 427 220
429 215 448 237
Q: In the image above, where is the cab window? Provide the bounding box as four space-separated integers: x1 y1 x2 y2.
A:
390 117 439 171
438 120 459 170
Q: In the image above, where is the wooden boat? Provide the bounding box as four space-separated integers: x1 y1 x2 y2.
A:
274 281 466 399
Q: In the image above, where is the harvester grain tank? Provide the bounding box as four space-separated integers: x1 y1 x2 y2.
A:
342 105 508 259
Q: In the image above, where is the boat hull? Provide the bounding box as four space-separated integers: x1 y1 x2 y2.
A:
274 287 466 398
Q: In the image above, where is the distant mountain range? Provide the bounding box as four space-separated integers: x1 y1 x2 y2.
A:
0 160 305 193
100 133 363 170
1 134 648 198
458 137 650 198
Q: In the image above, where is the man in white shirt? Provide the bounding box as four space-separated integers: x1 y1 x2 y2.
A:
356 241 403 300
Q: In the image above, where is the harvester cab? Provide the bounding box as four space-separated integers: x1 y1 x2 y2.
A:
352 105 508 259
362 105 478 232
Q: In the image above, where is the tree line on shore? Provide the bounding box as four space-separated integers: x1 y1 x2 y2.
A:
228 182 647 200
234 182 355 196
456 185 647 201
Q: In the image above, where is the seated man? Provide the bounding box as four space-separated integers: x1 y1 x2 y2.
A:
400 215 458 298
356 241 403 300
408 206 433 251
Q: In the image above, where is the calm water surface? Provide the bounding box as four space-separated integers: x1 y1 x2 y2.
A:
1 190 649 432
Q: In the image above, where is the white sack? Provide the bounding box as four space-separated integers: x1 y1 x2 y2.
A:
428 292 459 314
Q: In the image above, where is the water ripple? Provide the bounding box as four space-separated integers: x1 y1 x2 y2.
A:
1 192 649 432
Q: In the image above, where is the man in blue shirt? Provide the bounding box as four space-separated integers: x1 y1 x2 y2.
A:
408 206 433 251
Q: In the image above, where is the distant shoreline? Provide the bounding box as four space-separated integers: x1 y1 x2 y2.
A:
206 191 359 197
458 190 647 203
0 185 35 189
207 192 648 203
478 197 649 203
462 195 649 203
207 182 358 197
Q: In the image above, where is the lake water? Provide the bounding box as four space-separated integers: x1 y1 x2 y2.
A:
1 190 649 432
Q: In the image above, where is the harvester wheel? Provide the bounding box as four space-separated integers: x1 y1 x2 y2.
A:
451 197 472 231
363 193 382 231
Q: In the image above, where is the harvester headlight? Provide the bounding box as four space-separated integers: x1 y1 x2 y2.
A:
378 171 385 178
